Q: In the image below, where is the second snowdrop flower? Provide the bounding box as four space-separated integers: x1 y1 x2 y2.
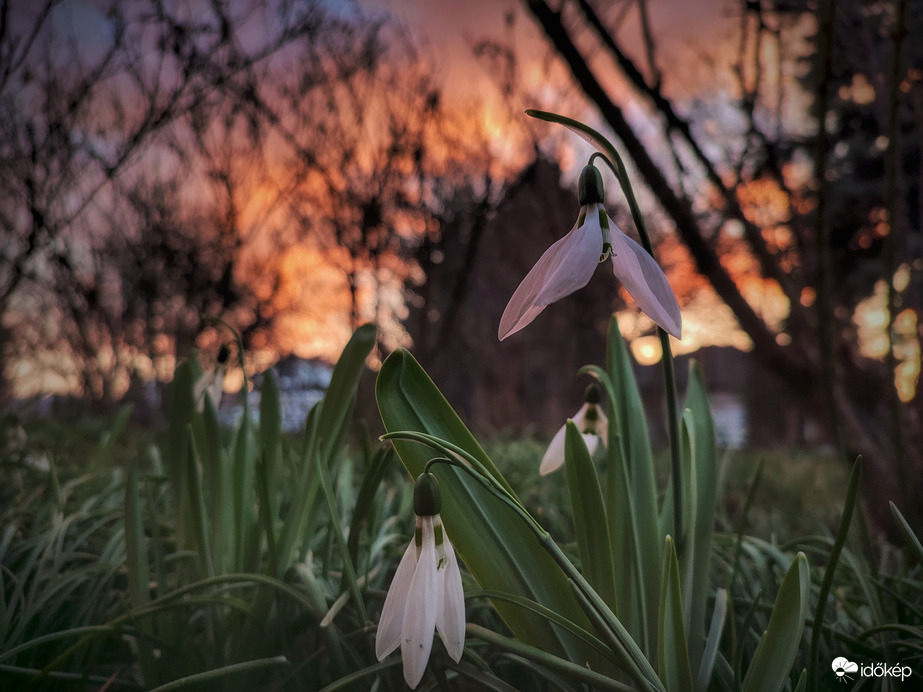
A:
540 384 608 475
499 164 682 340
375 472 465 688
193 344 230 413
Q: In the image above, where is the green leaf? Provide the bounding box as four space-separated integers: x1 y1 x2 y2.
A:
810 457 860 692
314 442 366 621
317 323 376 463
564 421 618 611
376 349 606 670
124 459 158 687
230 404 257 573
276 404 322 569
682 362 718 676
124 461 150 610
742 553 810 692
890 501 923 566
606 316 660 654
259 366 282 523
301 325 377 613
168 361 196 549
147 656 291 692
466 624 635 692
346 446 394 577
185 427 214 579
696 587 727 692
657 536 693 692
196 392 227 572
468 588 613 658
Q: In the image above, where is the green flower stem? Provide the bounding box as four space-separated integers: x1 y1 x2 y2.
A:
384 434 664 691
527 109 684 546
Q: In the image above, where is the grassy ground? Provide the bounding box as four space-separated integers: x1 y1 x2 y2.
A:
1 384 919 691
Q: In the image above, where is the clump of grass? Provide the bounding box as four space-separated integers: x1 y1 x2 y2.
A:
1 323 921 690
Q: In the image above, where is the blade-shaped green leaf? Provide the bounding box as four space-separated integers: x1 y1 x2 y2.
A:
606 316 661 654
467 624 635 692
124 459 158 686
810 457 860 691
168 361 195 549
185 426 214 579
260 366 282 524
317 323 376 463
683 362 718 676
346 446 394 575
198 394 231 574
742 553 810 692
564 421 617 611
657 536 693 692
277 404 322 569
376 349 606 670
281 325 375 574
890 501 923 566
230 407 257 573
696 587 727 692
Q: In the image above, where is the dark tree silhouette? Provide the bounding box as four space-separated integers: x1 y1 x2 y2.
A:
0 0 475 401
521 0 922 529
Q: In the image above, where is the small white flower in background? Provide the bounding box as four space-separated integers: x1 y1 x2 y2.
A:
376 472 465 689
499 163 682 341
540 384 608 475
193 344 230 413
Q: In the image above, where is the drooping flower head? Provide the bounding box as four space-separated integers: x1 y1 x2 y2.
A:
540 384 609 475
499 164 682 340
375 472 465 688
193 344 230 413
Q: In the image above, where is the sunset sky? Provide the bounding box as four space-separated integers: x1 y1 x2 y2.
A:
5 0 915 403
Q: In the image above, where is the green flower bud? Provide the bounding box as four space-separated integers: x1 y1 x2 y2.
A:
578 164 605 206
413 472 442 517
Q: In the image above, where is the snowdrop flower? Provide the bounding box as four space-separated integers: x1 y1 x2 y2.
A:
499 164 682 340
540 385 608 475
193 345 229 413
376 473 465 688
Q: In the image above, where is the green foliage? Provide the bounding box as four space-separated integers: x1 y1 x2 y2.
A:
0 325 396 690
1 317 921 691
376 348 633 680
374 312 923 690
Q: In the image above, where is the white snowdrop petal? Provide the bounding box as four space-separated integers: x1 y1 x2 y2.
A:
401 518 440 688
206 366 225 410
499 213 600 340
534 217 602 307
539 424 568 475
608 224 682 338
583 434 600 455
596 409 609 445
375 539 418 660
571 404 588 428
436 534 466 663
